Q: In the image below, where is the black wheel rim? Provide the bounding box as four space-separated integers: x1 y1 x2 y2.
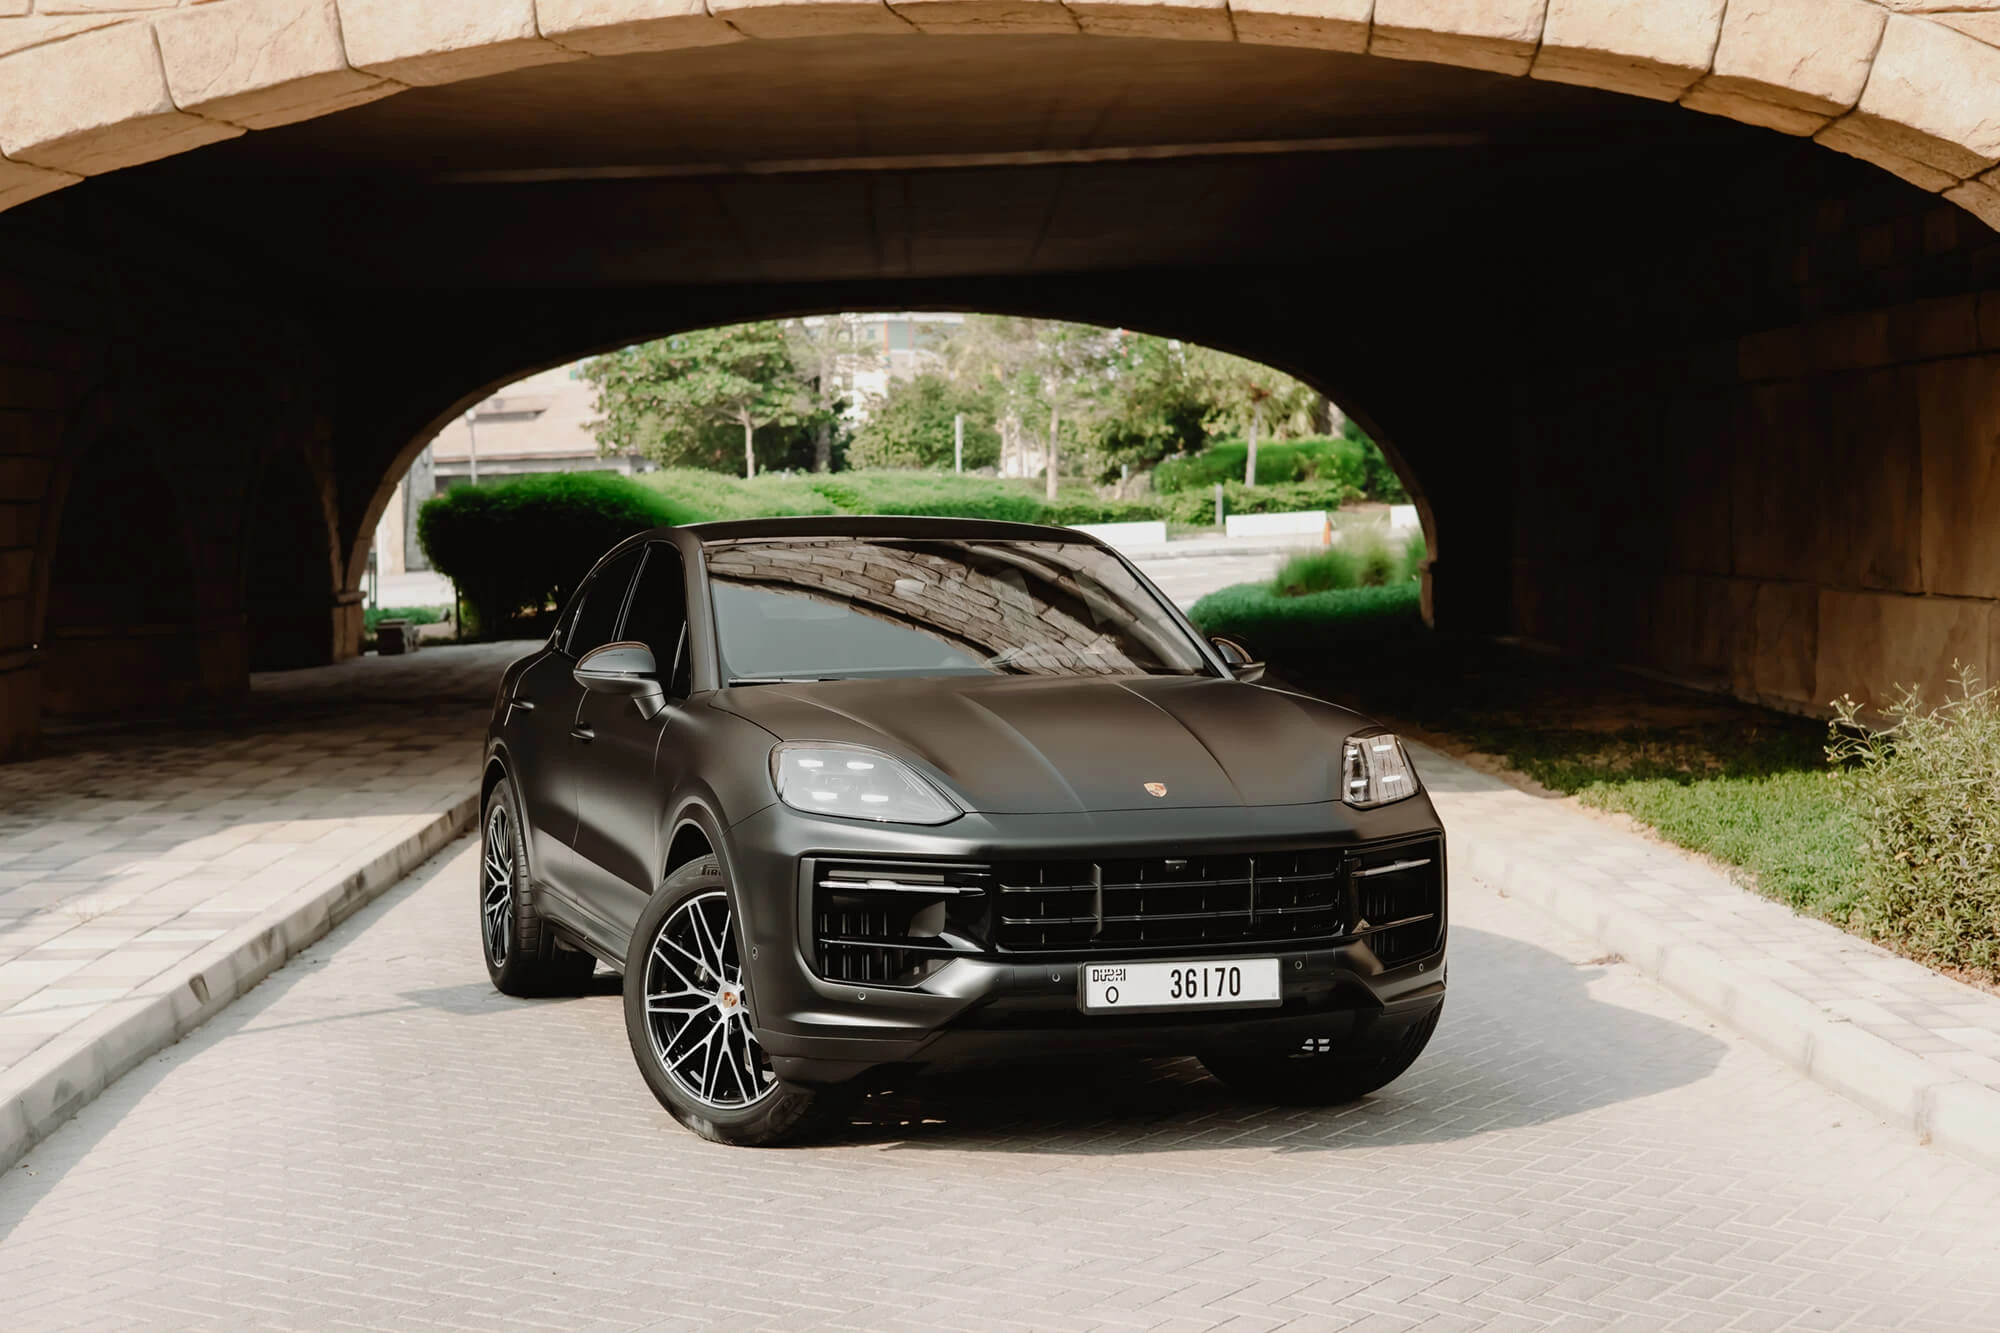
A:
643 889 776 1109
481 803 514 969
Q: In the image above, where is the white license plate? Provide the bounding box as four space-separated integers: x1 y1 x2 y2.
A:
1079 958 1283 1014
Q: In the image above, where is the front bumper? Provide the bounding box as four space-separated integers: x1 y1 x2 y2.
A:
722 797 1449 1085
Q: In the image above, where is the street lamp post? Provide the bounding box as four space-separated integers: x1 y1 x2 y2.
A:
463 407 480 486
954 413 964 473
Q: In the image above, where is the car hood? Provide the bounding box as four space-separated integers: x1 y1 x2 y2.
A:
717 674 1374 814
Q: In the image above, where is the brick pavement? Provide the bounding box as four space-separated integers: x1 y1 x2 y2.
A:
3 837 1996 1331
0 643 526 1080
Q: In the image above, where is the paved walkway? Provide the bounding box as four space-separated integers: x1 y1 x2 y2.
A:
1418 753 2000 1104
5 836 1996 1331
0 644 523 1080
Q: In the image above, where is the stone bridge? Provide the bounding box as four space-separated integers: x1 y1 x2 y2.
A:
2 0 2000 758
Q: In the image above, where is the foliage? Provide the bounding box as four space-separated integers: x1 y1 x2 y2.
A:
1273 530 1426 594
1829 669 2000 978
786 314 875 473
1343 419 1408 502
1186 346 1321 454
633 467 1160 526
1083 333 1211 475
417 473 697 633
1156 478 1359 526
1187 581 1425 667
1154 435 1405 501
363 604 446 634
634 468 843 520
848 373 1001 471
581 323 816 477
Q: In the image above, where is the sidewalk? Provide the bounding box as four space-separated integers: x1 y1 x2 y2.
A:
1418 743 2000 1171
0 643 529 1170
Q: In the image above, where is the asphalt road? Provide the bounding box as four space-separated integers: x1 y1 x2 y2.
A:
5 832 1997 1332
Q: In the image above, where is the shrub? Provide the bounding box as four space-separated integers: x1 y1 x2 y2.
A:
1158 478 1358 526
636 468 842 519
1828 667 2000 979
418 472 699 633
1187 580 1425 666
363 604 446 634
1153 435 1408 502
1273 530 1426 594
847 374 1000 471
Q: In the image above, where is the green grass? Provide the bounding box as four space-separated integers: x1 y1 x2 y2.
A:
1273 530 1426 594
632 468 1162 526
1187 581 1426 666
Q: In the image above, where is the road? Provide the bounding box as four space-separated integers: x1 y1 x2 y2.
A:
5 830 1997 1331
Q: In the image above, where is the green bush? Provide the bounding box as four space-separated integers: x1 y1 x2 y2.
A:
1273 530 1426 594
847 374 1000 471
1158 478 1358 526
1187 581 1424 665
635 468 842 519
1829 668 2000 978
418 473 699 633
638 467 1162 527
363 604 446 635
1153 435 1408 502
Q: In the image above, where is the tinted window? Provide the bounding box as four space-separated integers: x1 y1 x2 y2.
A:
623 543 689 691
704 538 1211 684
566 546 642 658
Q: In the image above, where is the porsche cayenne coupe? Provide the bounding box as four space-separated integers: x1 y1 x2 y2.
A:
479 517 1446 1145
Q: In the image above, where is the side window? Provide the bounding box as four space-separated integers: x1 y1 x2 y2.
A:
565 546 643 658
623 543 690 692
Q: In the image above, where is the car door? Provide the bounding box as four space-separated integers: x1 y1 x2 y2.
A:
545 544 645 920
570 541 692 941
500 648 585 892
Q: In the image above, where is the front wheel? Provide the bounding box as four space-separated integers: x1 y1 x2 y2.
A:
623 857 852 1146
1201 1003 1442 1106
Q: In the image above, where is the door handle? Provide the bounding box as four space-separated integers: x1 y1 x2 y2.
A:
570 724 595 742
508 698 535 711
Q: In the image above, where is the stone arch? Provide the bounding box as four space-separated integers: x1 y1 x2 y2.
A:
37 428 206 719
244 443 343 671
0 1 1996 229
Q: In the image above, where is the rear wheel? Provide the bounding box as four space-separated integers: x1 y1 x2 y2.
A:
480 778 596 997
1201 1003 1442 1106
624 857 852 1147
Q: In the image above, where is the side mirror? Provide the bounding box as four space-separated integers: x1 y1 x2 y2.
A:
1209 635 1266 684
575 641 669 718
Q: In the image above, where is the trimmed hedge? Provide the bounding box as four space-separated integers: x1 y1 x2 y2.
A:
418 472 699 633
1186 580 1425 665
634 468 1161 527
1158 478 1358 526
1154 436 1408 502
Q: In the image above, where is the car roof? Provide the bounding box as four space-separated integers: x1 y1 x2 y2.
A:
678 514 1104 545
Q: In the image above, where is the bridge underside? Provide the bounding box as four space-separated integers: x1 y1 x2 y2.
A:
3 34 1997 757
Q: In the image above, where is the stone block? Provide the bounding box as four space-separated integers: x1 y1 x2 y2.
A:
1815 119 1963 193
706 0 916 35
1750 579 1817 705
337 0 582 85
1888 294 1980 361
1229 0 1370 51
1532 0 1726 102
1737 325 1808 382
158 0 399 132
0 158 78 215
1981 290 2000 349
1815 367 1923 595
1946 178 2000 232
0 22 241 175
1730 382 1817 583
1830 15 2000 181
1371 0 1546 77
0 15 128 60
1063 0 1234 40
1680 83 1825 137
1931 10 2000 51
1805 309 1890 374
886 0 1079 33
0 658 36 764
1913 354 2000 599
535 0 744 53
1683 0 1883 134
1815 588 1995 711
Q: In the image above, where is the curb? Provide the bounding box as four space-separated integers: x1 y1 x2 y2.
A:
0 787 480 1176
1458 834 2000 1176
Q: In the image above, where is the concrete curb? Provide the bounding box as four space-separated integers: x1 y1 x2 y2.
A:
0 787 480 1176
1458 835 2000 1176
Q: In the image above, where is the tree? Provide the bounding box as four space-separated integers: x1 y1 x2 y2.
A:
786 314 876 473
583 322 811 478
1034 323 1117 501
1189 349 1321 487
1083 333 1210 477
848 373 1000 470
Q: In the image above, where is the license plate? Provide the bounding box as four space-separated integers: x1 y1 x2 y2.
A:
1079 958 1283 1014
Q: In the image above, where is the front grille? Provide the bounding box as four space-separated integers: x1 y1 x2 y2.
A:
806 837 1444 985
994 849 1345 951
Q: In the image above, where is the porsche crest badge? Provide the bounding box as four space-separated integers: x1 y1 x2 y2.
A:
1144 782 1168 798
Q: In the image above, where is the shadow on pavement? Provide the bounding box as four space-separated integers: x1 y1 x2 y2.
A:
834 924 1722 1153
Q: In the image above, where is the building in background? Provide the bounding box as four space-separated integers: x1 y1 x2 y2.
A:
375 362 647 574
842 312 961 413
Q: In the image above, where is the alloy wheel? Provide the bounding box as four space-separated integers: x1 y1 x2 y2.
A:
643 889 776 1109
481 803 514 968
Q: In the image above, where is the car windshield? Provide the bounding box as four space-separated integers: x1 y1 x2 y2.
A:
704 537 1214 683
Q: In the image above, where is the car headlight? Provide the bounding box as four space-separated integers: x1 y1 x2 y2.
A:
771 743 961 825
1343 730 1418 808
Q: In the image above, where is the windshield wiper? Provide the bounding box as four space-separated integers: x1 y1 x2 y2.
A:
727 675 837 686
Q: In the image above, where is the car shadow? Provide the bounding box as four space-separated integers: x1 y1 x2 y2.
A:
828 924 1724 1154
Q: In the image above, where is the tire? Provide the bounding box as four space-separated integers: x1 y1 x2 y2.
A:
480 777 597 998
623 856 852 1147
1201 1003 1442 1106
